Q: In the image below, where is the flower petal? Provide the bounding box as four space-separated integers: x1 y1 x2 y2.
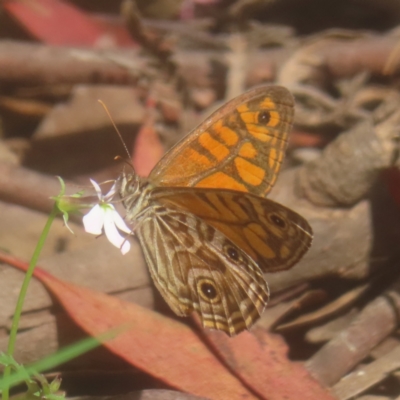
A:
104 181 118 202
112 209 133 234
120 239 131 255
82 204 104 235
90 179 103 200
103 208 126 249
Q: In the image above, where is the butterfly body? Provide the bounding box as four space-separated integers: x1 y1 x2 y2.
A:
119 85 313 336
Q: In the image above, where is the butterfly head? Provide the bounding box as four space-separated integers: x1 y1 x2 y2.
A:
117 172 153 222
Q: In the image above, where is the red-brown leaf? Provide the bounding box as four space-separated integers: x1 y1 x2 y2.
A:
200 325 336 400
132 99 164 177
3 0 135 47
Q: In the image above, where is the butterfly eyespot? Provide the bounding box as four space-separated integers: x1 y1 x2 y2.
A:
197 279 220 303
201 282 217 298
270 214 286 228
224 243 242 262
258 111 271 125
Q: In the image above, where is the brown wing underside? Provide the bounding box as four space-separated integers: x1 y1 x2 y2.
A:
136 205 269 336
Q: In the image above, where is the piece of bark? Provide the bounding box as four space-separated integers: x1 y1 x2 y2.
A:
298 116 399 207
289 84 370 132
0 199 93 261
0 139 19 164
356 397 392 400
0 234 149 322
32 86 145 140
0 40 148 87
0 321 60 367
0 316 140 372
0 95 52 118
306 277 400 386
0 162 65 214
332 344 400 400
47 370 169 398
23 85 145 176
369 337 400 360
0 161 119 218
305 309 358 344
278 32 400 87
275 283 370 333
256 298 300 332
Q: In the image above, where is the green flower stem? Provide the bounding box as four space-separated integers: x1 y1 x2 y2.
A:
2 204 58 400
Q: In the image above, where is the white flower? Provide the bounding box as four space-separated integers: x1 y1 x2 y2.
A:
82 179 132 255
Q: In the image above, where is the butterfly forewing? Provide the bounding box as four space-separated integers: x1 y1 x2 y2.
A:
151 187 313 273
135 204 269 336
149 85 294 197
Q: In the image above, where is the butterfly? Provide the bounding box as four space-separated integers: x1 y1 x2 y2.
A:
118 85 313 336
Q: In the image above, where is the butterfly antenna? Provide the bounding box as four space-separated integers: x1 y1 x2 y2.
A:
114 155 135 170
98 99 131 160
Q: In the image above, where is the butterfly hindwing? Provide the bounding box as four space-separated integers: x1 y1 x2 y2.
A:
136 203 269 336
151 187 313 273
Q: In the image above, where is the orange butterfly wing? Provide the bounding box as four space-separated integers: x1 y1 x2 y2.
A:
152 187 312 273
149 85 294 197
